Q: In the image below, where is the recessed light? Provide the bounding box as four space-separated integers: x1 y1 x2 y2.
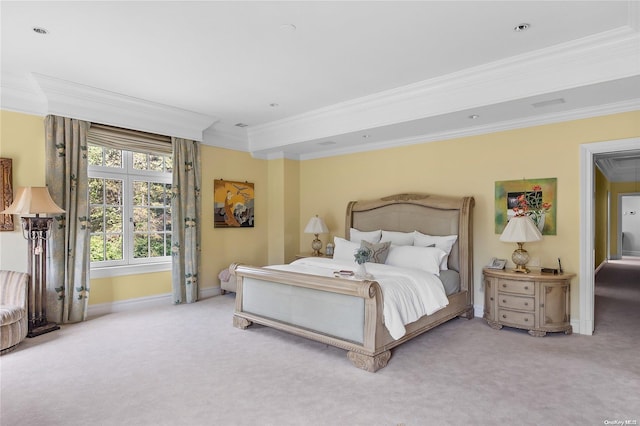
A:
514 23 530 32
362 134 371 139
32 27 49 35
234 123 249 128
469 114 480 120
269 103 279 108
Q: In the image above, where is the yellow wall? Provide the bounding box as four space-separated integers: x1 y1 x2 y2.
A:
299 111 640 319
3 108 640 319
200 145 269 287
594 167 609 266
0 111 46 272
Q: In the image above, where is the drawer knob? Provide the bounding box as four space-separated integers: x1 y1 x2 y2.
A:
502 284 507 288
524 318 529 322
502 314 507 319
502 299 506 303
490 297 494 301
524 286 529 290
524 302 529 306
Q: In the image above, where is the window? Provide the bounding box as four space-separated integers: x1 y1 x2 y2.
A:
88 144 172 273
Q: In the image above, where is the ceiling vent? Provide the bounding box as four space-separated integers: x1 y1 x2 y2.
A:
532 98 565 108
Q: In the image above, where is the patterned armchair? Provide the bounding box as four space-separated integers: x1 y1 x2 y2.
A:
1 270 29 354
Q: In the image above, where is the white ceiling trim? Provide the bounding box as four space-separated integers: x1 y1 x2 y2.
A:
0 72 47 115
202 122 248 151
289 99 640 161
248 27 640 152
30 73 218 141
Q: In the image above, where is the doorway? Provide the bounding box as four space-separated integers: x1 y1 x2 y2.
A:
580 137 640 336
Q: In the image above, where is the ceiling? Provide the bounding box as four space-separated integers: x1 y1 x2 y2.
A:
1 1 639 160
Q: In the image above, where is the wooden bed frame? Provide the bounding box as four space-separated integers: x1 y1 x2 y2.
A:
232 193 475 372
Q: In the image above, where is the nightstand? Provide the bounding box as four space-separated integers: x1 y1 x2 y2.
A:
295 253 333 259
483 268 574 336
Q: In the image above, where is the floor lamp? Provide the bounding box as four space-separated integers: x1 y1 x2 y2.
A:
1 187 65 337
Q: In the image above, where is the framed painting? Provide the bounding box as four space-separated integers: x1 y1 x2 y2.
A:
0 158 14 231
214 179 254 228
495 177 557 235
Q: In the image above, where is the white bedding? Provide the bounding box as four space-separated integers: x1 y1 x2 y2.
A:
267 257 449 340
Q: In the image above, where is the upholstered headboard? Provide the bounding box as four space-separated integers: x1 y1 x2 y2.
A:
345 193 474 298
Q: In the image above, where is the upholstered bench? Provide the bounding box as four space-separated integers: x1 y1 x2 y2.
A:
218 266 237 294
1 270 29 354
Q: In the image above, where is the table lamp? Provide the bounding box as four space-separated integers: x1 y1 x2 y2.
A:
304 215 329 256
499 214 542 273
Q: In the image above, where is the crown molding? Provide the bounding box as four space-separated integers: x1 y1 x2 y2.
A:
201 122 250 151
295 99 640 161
0 72 47 115
30 73 217 141
248 28 640 152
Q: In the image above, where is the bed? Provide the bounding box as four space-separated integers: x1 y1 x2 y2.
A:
231 193 474 372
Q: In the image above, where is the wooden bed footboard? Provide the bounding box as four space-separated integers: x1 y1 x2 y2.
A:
231 263 472 372
232 263 390 372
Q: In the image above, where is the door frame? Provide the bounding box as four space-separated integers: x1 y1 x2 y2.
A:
580 137 640 335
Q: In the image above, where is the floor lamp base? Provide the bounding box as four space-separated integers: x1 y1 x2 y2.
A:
27 322 60 338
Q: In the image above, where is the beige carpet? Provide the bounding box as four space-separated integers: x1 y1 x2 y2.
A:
1 264 638 426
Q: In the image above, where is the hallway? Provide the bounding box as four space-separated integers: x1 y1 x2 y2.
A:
594 258 640 339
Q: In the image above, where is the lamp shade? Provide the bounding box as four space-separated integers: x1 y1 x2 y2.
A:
304 215 329 234
1 186 65 215
499 215 542 243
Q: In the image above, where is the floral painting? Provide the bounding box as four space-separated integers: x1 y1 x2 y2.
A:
495 178 557 235
214 179 254 228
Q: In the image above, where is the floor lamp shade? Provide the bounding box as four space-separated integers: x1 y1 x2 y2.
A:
499 215 542 273
1 186 65 337
304 215 329 256
1 186 65 216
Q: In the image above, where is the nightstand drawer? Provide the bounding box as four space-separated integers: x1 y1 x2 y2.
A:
498 279 534 295
498 309 534 327
498 294 534 311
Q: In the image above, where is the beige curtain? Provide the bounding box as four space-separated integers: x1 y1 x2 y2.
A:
45 115 91 323
171 137 201 304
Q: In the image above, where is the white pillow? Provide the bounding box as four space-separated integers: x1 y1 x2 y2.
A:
333 237 359 263
349 228 382 244
380 230 414 246
384 245 446 276
413 232 458 270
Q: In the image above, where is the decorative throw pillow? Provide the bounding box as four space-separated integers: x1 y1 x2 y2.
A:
349 228 382 243
380 230 414 246
360 240 391 264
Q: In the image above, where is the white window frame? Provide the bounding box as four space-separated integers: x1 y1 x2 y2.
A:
89 148 172 278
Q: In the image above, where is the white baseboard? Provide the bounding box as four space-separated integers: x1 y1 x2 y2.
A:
88 286 223 317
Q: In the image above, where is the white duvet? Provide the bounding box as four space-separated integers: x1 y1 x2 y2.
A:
267 257 449 340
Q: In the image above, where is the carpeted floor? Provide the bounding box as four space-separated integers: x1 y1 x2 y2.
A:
1 262 638 425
